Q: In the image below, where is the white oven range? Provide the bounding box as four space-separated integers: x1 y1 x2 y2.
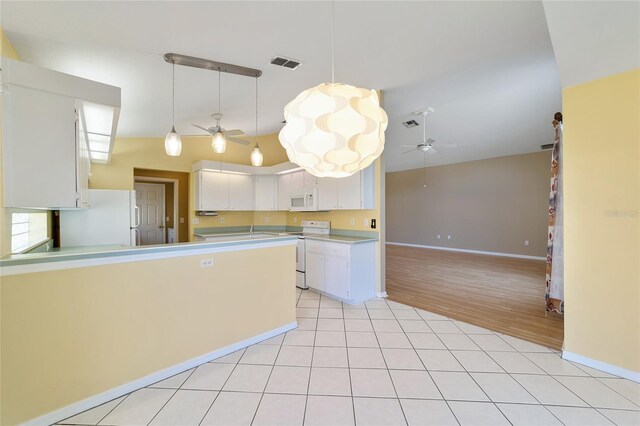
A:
296 220 330 289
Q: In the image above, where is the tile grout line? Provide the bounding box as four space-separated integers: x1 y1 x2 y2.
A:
299 288 319 426
365 299 409 426
196 347 248 426
145 367 202 426
342 295 357 426
386 299 463 426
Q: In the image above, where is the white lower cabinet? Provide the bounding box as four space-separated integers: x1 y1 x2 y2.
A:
305 239 377 304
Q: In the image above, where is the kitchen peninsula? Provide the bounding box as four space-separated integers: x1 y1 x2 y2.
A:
0 236 297 425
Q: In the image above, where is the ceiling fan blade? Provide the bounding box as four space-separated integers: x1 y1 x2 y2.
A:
438 143 458 148
193 124 215 135
224 129 244 136
401 149 416 154
398 145 417 148
425 138 437 144
226 136 251 146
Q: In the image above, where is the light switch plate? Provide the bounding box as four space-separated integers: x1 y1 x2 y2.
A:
200 259 213 268
192 218 200 225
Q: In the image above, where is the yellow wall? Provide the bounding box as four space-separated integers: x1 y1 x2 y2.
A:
563 69 640 373
1 244 296 425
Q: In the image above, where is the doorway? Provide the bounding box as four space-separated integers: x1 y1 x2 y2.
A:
134 182 166 245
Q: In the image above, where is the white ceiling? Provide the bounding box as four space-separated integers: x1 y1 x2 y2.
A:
543 0 640 88
2 1 563 172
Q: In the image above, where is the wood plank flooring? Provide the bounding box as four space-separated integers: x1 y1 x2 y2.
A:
385 244 564 350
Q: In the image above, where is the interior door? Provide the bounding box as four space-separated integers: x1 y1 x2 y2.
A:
135 183 165 245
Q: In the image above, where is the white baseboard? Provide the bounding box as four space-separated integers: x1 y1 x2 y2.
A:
386 242 545 261
562 351 640 383
22 321 298 426
376 291 388 298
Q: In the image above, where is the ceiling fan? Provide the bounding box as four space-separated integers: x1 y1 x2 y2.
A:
193 113 250 150
399 108 457 154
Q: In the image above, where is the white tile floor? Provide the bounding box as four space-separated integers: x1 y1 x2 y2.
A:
58 289 640 426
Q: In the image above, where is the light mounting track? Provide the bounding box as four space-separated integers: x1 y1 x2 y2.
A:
164 53 262 78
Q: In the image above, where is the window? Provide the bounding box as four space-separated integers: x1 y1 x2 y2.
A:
11 212 48 253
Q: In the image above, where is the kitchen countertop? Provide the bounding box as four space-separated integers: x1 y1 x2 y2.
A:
0 236 298 269
194 230 379 245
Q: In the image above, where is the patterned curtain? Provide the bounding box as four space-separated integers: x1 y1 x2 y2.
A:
546 112 564 314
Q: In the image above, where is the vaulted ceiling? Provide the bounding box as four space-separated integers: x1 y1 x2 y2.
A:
2 1 563 172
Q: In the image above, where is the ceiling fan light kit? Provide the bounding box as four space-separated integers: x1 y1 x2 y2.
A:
278 1 387 178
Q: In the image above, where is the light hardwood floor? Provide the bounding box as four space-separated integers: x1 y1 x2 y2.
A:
385 244 564 350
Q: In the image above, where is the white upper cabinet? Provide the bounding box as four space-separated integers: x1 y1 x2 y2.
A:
317 176 339 210
316 164 375 210
228 174 254 211
1 58 120 209
255 175 277 211
277 173 293 211
195 171 255 212
196 171 229 211
2 85 84 208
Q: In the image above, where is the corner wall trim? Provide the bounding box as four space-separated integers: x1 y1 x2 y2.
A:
562 351 640 383
376 291 388 298
386 242 545 261
22 321 298 426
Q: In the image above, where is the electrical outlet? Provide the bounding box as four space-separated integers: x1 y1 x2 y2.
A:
180 217 184 224
447 235 451 240
220 217 225 224
350 218 355 225
525 240 530 246
192 218 200 225
363 218 369 226
264 216 270 223
371 219 376 229
200 258 213 268
437 234 441 239
293 217 297 223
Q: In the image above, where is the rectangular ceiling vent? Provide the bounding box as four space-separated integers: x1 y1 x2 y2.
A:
402 119 420 128
541 143 554 150
270 55 302 70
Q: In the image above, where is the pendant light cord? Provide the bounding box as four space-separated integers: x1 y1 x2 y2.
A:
171 62 175 127
331 0 335 84
218 70 221 124
255 77 259 148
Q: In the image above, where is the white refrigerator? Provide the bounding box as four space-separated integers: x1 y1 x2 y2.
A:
60 189 139 247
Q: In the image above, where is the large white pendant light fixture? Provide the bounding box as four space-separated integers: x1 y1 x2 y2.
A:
279 1 388 178
164 63 182 156
212 70 227 154
250 77 264 167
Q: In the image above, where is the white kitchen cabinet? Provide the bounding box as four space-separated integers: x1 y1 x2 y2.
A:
304 239 377 304
305 240 326 292
2 85 89 208
317 177 338 210
228 174 254 210
255 175 277 211
291 170 316 188
195 171 256 211
277 173 293 210
316 164 374 211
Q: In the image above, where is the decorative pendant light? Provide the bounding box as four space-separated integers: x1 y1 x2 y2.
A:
279 1 387 178
164 62 182 156
212 70 227 154
251 77 264 167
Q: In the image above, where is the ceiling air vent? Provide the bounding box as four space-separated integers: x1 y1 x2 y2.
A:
270 55 302 70
541 143 554 150
402 119 419 128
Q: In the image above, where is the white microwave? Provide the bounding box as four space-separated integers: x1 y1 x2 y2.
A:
289 188 318 211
